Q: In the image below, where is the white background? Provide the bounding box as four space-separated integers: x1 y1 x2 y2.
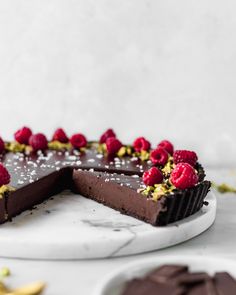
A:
0 0 235 166
0 3 236 294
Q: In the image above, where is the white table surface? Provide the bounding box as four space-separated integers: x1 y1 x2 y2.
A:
1 167 235 295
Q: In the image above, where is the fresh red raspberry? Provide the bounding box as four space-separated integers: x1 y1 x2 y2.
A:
29 133 48 151
100 129 116 144
14 126 32 145
0 137 5 154
142 167 163 186
133 137 151 152
157 140 174 155
70 133 87 149
106 137 122 155
0 164 11 186
52 128 69 143
173 150 198 167
170 163 198 189
150 147 169 166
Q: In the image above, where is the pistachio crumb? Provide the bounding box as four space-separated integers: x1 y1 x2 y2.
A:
48 141 71 151
0 267 10 278
0 185 15 198
97 143 106 154
5 142 26 153
117 146 126 157
140 150 150 161
213 182 236 193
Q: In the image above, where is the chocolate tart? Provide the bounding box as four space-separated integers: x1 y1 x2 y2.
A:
0 144 211 226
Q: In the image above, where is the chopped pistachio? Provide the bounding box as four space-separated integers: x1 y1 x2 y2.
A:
0 281 10 294
117 146 126 157
140 182 175 202
48 141 71 151
0 186 15 198
7 281 46 295
162 156 174 176
152 192 164 201
153 183 174 200
97 143 106 154
126 146 133 156
87 142 96 148
0 266 45 295
80 147 87 152
213 182 236 193
0 267 10 278
140 186 154 196
5 142 26 153
140 150 150 161
24 146 33 154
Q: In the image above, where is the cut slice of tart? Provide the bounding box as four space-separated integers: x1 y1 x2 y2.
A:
72 170 211 226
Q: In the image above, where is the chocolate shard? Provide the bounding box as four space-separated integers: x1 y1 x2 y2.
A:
214 272 236 295
122 278 185 295
172 272 211 286
188 279 217 295
147 265 188 284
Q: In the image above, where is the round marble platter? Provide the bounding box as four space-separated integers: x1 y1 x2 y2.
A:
0 191 216 260
94 255 235 295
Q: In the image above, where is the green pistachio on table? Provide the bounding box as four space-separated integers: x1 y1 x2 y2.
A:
213 182 236 193
0 268 10 278
5 282 46 295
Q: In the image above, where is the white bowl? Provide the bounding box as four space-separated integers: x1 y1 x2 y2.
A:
94 255 236 295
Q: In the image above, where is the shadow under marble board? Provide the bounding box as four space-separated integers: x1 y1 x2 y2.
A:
0 191 216 260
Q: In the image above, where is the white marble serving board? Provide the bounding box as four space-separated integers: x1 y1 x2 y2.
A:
0 191 216 260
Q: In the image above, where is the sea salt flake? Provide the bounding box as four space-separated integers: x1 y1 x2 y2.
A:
96 154 103 159
68 156 76 161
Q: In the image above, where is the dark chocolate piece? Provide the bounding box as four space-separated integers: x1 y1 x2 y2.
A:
148 265 188 283
214 272 236 295
122 279 185 295
121 265 225 295
188 279 217 295
172 272 211 286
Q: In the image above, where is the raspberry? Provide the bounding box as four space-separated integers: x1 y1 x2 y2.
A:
70 133 87 149
14 126 32 145
100 129 116 144
29 133 48 151
170 163 198 189
133 137 151 152
0 164 11 186
150 147 168 166
142 167 163 186
106 137 122 155
0 137 5 154
52 128 69 143
173 150 198 167
157 140 174 155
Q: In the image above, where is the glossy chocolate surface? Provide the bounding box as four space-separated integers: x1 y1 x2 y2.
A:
2 146 150 189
